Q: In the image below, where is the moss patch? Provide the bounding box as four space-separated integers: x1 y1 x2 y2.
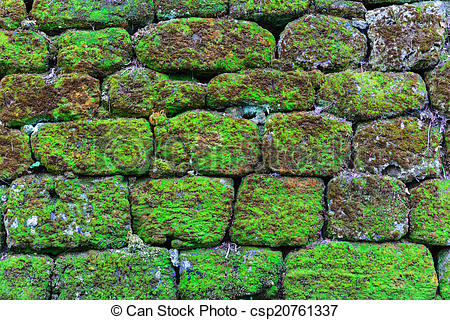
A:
438 249 450 300
156 0 228 20
425 48 449 117
313 0 367 19
0 0 26 29
0 126 33 180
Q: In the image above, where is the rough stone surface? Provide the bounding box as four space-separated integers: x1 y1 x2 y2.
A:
179 246 283 299
130 176 234 249
326 172 409 241
133 18 276 75
0 0 26 29
102 67 206 117
231 175 324 247
316 70 428 121
410 179 449 246
446 128 450 175
278 14 367 72
263 112 352 176
425 48 450 117
57 28 133 78
367 3 447 71
285 241 438 299
31 119 153 175
438 249 450 300
354 117 442 182
0 30 49 76
154 111 261 177
207 69 314 112
0 73 101 127
156 0 228 20
0 254 52 299
31 0 154 32
0 126 33 180
313 0 367 19
0 184 8 248
52 248 177 299
4 175 130 253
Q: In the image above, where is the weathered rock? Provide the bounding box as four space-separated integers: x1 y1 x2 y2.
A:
156 0 228 20
31 119 153 175
154 111 261 176
317 70 428 121
410 179 449 246
0 0 26 29
57 28 133 78
4 175 131 252
363 0 432 5
130 176 234 248
0 30 49 76
0 126 33 180
102 67 206 117
367 3 447 71
425 49 450 116
313 0 367 19
0 254 52 299
31 0 154 32
285 241 438 299
133 18 276 75
262 112 352 176
231 174 324 247
278 14 367 72
326 172 409 241
0 184 8 248
353 117 442 182
0 73 101 127
52 248 177 299
206 69 314 112
179 246 283 299
438 249 450 300
446 128 450 174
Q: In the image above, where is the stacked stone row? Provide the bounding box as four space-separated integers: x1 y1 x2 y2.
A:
0 0 448 300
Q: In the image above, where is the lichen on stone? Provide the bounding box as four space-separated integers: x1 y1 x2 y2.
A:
313 0 367 19
425 48 450 117
156 0 228 20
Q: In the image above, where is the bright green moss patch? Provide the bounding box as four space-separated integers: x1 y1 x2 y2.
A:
410 179 449 246
354 117 442 182
57 28 133 78
313 0 367 19
179 246 283 299
326 172 409 241
155 111 261 176
0 0 26 29
438 249 450 300
285 241 438 299
31 118 153 175
0 126 33 180
0 73 101 127
231 174 324 247
52 248 176 299
278 14 367 72
156 0 228 20
133 18 276 75
102 67 206 117
0 254 52 299
425 49 449 117
4 174 130 253
31 0 154 32
207 69 314 112
263 112 352 176
317 70 427 121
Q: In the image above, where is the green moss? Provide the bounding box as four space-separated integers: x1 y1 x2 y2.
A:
0 0 26 29
438 249 450 300
231 174 324 246
0 126 33 180
31 118 153 175
156 0 228 20
285 241 438 299
425 49 449 117
314 0 367 19
179 246 283 299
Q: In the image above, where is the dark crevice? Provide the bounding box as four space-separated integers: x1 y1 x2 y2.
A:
222 177 242 243
349 122 358 170
24 0 34 14
320 176 332 240
429 245 446 297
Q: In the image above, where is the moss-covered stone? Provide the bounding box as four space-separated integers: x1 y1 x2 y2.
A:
231 174 324 247
425 49 450 117
0 254 52 299
410 179 449 246
57 28 133 78
4 174 130 253
31 118 153 175
156 0 228 20
31 0 154 32
0 126 33 180
263 112 352 176
0 30 49 76
102 67 206 118
0 184 8 248
155 111 261 176
367 3 447 71
438 249 450 300
179 246 283 299
313 0 367 19
207 69 314 112
446 128 449 175
0 73 101 127
0 0 26 29
278 14 367 72
326 172 409 241
133 18 276 75
317 70 427 121
285 241 438 299
354 117 442 182
52 248 177 299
